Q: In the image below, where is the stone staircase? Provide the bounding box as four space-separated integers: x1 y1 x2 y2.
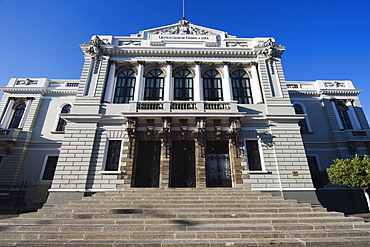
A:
0 188 370 246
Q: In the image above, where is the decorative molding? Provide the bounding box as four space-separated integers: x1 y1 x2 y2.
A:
111 48 257 58
15 78 38 85
150 19 219 36
82 36 110 59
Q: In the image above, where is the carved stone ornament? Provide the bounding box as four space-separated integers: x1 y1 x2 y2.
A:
15 79 38 85
83 36 108 59
151 19 218 36
257 38 285 58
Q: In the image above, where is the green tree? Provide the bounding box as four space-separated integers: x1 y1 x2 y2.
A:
327 155 370 210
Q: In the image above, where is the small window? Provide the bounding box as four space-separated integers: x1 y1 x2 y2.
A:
231 70 253 104
174 69 193 101
42 156 59 180
293 104 309 133
114 69 136 103
9 103 26 129
144 69 164 101
246 140 262 171
335 100 353 130
56 104 71 131
105 140 122 171
203 70 223 101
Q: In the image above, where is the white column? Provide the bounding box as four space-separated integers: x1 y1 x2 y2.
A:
250 62 264 104
163 61 173 101
194 62 201 101
134 61 144 101
18 98 33 129
347 101 361 130
1 98 15 128
222 62 232 102
331 100 344 130
103 61 116 103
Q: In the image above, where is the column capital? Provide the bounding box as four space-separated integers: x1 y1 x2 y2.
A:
108 60 117 65
194 61 202 66
166 61 174 66
137 60 145 65
250 61 258 67
222 61 231 66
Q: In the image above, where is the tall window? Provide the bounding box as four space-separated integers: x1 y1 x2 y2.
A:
42 156 58 180
144 69 164 101
56 104 71 131
174 69 193 101
335 100 353 130
9 103 26 129
293 104 309 133
203 70 223 101
246 140 262 171
105 140 122 171
231 70 253 104
114 69 136 103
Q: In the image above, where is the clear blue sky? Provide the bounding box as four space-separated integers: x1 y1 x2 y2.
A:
1 0 370 118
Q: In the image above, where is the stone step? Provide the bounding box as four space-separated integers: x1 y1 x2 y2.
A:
1 238 370 247
1 229 370 241
0 216 365 226
56 202 311 209
35 206 326 215
17 211 344 220
1 221 370 233
1 188 369 245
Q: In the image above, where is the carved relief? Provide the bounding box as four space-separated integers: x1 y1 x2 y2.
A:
83 36 109 59
257 38 285 58
151 19 218 36
15 79 38 85
118 40 141 46
226 42 248 47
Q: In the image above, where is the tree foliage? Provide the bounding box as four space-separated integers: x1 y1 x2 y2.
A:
327 155 370 189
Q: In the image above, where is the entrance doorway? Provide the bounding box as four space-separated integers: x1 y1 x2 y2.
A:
206 141 232 187
170 141 196 187
132 141 161 187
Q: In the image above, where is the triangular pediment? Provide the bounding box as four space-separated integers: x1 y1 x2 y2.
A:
135 19 235 38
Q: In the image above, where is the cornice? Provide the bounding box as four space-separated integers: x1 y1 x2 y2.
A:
1 87 78 95
288 89 361 96
110 48 260 58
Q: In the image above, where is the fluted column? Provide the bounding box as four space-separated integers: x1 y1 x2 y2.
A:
331 100 344 130
103 61 116 103
164 61 173 101
0 98 15 128
347 101 361 129
134 61 145 101
222 62 232 101
194 61 202 101
250 62 264 104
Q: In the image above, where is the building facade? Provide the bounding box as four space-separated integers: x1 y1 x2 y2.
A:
0 19 369 208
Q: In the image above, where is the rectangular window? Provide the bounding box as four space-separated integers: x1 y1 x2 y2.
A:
245 140 262 171
42 156 59 180
105 140 122 171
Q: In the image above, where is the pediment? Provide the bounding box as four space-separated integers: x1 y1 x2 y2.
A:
136 19 234 38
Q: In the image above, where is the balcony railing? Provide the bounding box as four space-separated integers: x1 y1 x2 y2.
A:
0 129 21 141
130 101 238 113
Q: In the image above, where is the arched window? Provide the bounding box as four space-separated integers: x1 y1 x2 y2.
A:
113 69 136 103
203 70 223 101
56 104 71 131
9 103 26 129
293 104 309 133
335 101 353 130
231 70 253 104
174 69 193 101
144 69 164 101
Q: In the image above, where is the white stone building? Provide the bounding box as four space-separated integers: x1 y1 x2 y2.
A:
0 19 369 210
